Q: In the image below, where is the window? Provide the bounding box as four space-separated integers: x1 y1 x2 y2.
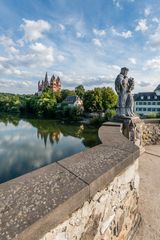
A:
154 96 157 99
139 102 142 105
143 102 146 105
158 108 160 112
157 102 160 105
148 102 151 105
152 108 156 111
152 102 156 105
139 108 142 111
141 96 144 100
143 108 146 111
136 108 138 111
148 108 151 111
136 102 139 105
147 96 150 99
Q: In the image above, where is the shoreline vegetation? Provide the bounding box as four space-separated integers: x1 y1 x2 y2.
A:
0 85 160 124
0 85 118 125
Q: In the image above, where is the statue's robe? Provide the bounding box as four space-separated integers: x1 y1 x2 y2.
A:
115 74 128 116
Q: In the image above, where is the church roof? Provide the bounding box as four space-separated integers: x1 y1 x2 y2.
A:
63 96 79 104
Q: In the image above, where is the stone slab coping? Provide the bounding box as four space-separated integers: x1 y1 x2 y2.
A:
102 121 122 127
143 119 160 124
0 122 140 240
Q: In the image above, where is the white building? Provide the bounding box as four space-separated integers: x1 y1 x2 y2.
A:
63 96 83 108
134 84 160 116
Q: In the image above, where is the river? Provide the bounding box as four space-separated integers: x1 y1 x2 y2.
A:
0 115 100 183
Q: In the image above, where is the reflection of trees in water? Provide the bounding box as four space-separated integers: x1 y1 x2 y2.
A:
33 120 86 147
34 121 100 148
37 129 61 146
0 116 100 148
0 114 20 126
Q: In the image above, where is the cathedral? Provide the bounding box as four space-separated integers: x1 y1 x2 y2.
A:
38 72 61 94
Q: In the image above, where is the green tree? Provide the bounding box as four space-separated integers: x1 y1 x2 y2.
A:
101 87 118 110
75 85 85 99
0 93 22 113
83 88 103 112
36 89 57 117
83 90 101 112
83 87 117 113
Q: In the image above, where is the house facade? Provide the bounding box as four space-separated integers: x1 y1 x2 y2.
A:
134 84 160 116
63 96 83 108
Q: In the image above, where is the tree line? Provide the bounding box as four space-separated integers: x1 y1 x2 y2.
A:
0 85 118 121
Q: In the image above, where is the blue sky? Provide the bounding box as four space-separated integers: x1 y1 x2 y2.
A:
0 0 160 94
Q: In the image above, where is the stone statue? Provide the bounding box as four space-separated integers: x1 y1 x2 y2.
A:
115 67 135 117
126 77 135 117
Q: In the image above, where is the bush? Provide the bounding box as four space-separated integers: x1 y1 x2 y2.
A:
143 113 160 119
105 109 116 121
90 116 104 126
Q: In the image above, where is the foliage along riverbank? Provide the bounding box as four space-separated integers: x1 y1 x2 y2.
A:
0 85 118 124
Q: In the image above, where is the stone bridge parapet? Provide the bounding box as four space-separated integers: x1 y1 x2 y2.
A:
0 122 140 240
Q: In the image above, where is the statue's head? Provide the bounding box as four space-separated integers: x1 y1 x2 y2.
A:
120 67 129 77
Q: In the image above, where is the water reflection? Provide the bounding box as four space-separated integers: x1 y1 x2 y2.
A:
0 115 100 183
37 129 61 146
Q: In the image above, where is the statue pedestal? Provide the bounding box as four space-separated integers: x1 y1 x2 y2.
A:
113 116 145 153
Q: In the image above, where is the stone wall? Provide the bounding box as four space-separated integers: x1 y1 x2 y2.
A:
40 159 140 240
142 120 160 146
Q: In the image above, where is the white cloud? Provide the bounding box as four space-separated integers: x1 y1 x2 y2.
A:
0 79 35 94
0 35 15 46
29 42 54 66
113 0 134 9
0 62 26 77
138 81 150 87
146 57 160 70
65 16 86 39
0 56 9 62
0 35 20 56
21 19 51 42
76 32 85 38
92 38 102 47
59 24 65 31
120 31 132 38
128 58 137 64
112 27 132 38
135 19 148 32
57 54 65 62
93 28 107 36
144 7 151 17
113 0 121 8
150 25 160 47
16 39 24 47
9 46 19 54
11 42 54 69
61 64 121 88
152 17 159 23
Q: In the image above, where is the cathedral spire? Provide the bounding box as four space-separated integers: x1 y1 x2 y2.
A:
45 72 48 82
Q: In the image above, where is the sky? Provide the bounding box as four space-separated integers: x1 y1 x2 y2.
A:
0 0 160 94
